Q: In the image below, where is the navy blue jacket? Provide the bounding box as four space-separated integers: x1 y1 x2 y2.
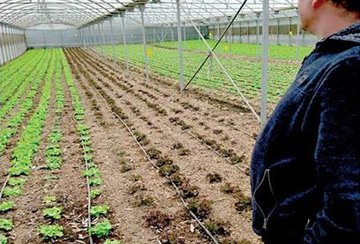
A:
251 22 360 243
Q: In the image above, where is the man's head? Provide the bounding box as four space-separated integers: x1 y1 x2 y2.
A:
298 0 360 37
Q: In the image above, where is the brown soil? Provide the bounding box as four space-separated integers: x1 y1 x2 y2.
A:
63 47 261 243
0 47 263 244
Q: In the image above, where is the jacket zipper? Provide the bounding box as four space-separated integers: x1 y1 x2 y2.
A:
253 169 279 230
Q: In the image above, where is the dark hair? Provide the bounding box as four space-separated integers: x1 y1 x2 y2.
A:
330 0 360 13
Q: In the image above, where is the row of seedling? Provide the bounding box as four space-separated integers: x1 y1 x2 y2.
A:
0 50 57 244
39 55 67 241
0 51 51 155
61 51 121 244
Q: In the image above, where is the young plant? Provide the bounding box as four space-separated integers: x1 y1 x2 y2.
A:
43 195 57 205
0 234 7 244
8 177 26 187
90 219 112 238
43 207 62 220
90 205 109 218
90 189 102 199
104 240 122 244
0 202 14 213
3 186 22 197
39 224 64 239
0 219 13 231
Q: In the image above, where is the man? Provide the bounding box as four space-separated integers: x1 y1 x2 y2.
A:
251 0 360 243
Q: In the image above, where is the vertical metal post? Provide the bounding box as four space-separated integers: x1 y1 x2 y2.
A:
140 5 149 81
217 19 220 41
42 29 47 49
0 25 4 65
296 16 301 60
261 0 269 128
8 27 14 59
4 26 11 62
6 26 13 60
289 17 292 46
276 18 280 45
176 0 185 93
121 13 129 73
60 30 64 48
100 22 107 56
183 23 187 42
171 24 174 41
109 18 117 62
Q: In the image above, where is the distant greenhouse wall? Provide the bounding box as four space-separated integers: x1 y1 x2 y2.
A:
25 29 81 48
0 23 27 65
25 16 318 49
208 16 318 46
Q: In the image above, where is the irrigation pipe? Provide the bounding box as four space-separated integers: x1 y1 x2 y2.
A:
90 82 220 244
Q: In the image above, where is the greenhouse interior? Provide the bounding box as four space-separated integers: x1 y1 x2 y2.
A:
0 0 325 243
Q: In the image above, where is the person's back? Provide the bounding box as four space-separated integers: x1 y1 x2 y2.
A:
251 0 360 243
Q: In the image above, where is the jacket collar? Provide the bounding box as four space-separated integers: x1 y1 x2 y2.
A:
314 21 360 52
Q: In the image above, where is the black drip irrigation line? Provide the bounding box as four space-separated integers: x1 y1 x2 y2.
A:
183 0 249 91
89 81 220 244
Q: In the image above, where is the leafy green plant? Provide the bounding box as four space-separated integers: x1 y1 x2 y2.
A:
43 195 57 205
90 219 112 238
83 167 100 178
104 240 122 244
3 186 22 197
89 177 102 186
8 177 26 187
90 189 102 199
0 234 7 244
43 207 62 220
0 202 14 213
0 219 13 231
39 224 64 239
90 205 109 218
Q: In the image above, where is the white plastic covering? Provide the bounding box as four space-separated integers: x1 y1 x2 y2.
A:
0 0 298 29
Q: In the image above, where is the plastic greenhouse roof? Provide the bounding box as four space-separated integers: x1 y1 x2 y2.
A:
0 0 298 29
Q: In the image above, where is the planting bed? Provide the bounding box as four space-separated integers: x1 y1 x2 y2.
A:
0 47 264 243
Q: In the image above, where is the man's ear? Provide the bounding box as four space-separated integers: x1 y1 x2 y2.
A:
312 0 326 9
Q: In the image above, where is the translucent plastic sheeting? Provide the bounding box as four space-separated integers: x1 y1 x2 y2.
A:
0 0 297 29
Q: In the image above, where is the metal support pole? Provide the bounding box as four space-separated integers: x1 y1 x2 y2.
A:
8 27 13 59
0 26 4 65
5 26 11 62
121 14 129 73
109 18 117 62
277 18 280 45
42 30 47 49
183 23 187 42
296 16 301 60
171 24 175 41
217 20 220 41
140 5 149 81
261 0 269 128
100 22 107 55
176 0 185 93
